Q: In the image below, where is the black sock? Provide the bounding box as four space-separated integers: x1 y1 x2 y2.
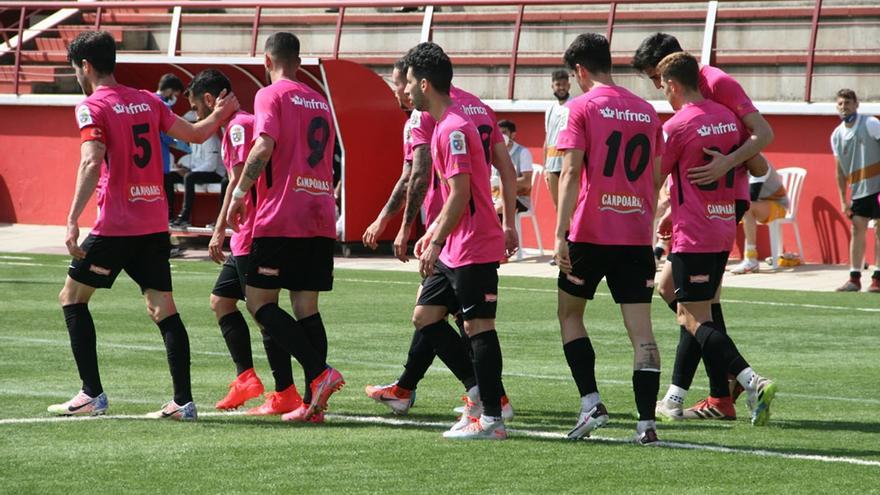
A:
563 337 598 397
633 370 660 421
299 313 328 404
671 326 701 390
470 330 503 418
454 315 507 397
667 300 678 314
157 313 192 405
218 311 253 376
851 270 862 280
695 322 749 378
420 320 476 391
254 304 325 385
62 303 103 397
872 270 880 280
260 327 293 392
397 329 436 391
710 303 727 334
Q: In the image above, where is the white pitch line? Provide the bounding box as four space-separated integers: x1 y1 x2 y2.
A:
0 255 33 260
1 263 877 313
2 335 878 406
1 411 877 468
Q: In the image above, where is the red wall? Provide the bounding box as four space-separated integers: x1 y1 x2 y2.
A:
0 100 870 265
496 111 871 265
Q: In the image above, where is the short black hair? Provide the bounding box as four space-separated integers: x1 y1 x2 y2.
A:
67 31 116 75
403 42 453 95
656 52 699 91
188 69 232 99
393 58 406 73
498 119 516 133
836 88 857 101
265 32 301 64
632 32 683 72
158 73 184 92
563 33 612 74
551 69 569 81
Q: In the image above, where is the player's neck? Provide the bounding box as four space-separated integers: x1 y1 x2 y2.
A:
680 90 704 107
427 94 453 122
581 73 614 92
92 74 118 91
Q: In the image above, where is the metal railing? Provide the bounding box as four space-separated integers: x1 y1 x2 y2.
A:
0 0 874 101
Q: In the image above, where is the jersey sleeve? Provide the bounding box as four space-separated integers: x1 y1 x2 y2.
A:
866 116 880 140
152 93 178 133
411 111 434 149
75 102 105 143
253 89 281 142
223 121 251 170
653 111 666 158
660 122 681 176
554 101 583 152
710 73 758 120
440 126 473 179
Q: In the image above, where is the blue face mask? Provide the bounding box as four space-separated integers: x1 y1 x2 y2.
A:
842 112 858 124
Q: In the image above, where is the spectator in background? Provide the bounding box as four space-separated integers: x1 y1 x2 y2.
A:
156 74 190 174
729 164 789 274
168 85 227 228
492 119 532 215
831 88 880 292
543 69 571 209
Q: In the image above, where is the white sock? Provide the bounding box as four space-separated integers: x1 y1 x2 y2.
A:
637 419 656 432
580 392 601 412
480 414 502 425
851 265 862 272
662 385 687 405
466 386 480 403
737 367 758 390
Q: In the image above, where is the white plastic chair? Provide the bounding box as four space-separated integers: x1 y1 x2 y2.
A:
768 167 807 269
514 163 544 260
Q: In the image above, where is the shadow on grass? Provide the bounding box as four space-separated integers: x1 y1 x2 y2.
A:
774 418 880 434
0 279 58 285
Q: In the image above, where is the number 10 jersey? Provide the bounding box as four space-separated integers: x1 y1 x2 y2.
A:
556 85 664 246
252 79 337 239
75 85 178 236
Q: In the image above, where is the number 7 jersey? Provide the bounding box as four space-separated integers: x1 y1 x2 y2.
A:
556 85 664 246
75 85 178 236
252 79 337 239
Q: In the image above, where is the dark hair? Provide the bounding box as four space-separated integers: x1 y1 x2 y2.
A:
551 69 569 81
403 42 453 95
563 33 612 74
265 32 301 64
632 32 683 72
158 73 184 92
836 88 857 101
656 52 699 91
188 69 232 99
67 31 116 75
393 58 407 73
498 119 516 133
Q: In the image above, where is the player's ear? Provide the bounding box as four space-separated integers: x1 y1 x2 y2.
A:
204 92 216 109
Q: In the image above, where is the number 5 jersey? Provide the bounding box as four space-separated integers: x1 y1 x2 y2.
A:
75 85 178 236
555 84 664 246
251 78 337 239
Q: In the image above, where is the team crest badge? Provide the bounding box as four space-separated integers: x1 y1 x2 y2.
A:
76 105 93 128
230 124 246 146
449 130 467 155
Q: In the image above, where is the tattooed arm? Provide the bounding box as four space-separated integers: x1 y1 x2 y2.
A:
392 144 431 261
226 135 274 232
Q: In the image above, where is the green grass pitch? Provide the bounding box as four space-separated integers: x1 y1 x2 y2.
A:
1 253 878 493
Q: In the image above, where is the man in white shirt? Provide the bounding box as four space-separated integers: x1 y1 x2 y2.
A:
493 119 532 214
543 69 571 209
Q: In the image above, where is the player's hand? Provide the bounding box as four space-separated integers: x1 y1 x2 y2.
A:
418 240 440 278
656 211 673 240
554 237 571 274
226 197 245 233
842 204 854 219
413 232 431 259
208 226 227 264
393 225 412 262
362 217 388 250
214 89 240 119
503 226 519 259
65 221 86 260
688 147 734 185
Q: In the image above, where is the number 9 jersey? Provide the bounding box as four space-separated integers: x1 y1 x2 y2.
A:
556 85 664 246
75 86 178 236
251 79 337 239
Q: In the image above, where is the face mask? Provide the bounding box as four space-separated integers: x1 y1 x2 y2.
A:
841 112 858 124
161 95 177 106
503 134 511 145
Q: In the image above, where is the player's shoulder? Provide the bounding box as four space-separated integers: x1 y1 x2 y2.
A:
229 110 255 128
